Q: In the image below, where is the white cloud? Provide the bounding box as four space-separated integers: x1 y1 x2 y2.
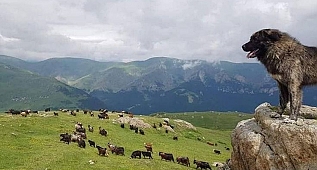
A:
0 0 316 62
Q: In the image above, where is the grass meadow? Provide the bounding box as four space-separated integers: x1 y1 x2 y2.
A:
0 111 253 170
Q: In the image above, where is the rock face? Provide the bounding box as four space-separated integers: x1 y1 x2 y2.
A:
230 102 317 170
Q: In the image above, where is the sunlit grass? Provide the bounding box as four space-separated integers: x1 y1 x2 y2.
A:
0 111 253 170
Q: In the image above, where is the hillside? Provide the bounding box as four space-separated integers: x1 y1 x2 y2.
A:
0 110 247 170
0 63 105 111
1 55 317 114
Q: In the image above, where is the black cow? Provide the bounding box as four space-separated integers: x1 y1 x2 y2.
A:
7 109 21 115
130 150 142 159
44 108 50 112
76 127 86 133
173 136 178 140
113 147 125 156
99 127 107 136
159 152 174 162
53 112 58 116
60 133 71 144
177 156 190 166
78 139 86 148
96 146 108 156
193 160 211 170
88 140 96 147
213 149 221 154
142 151 153 159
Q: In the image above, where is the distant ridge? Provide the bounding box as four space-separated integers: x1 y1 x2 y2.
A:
1 55 317 114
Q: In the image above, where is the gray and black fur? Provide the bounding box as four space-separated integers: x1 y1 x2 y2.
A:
242 29 317 120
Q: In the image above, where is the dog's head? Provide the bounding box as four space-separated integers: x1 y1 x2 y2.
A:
242 29 283 58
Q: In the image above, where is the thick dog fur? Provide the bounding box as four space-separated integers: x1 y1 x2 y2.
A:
242 29 317 120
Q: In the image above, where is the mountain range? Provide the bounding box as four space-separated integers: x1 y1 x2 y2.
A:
1 55 317 114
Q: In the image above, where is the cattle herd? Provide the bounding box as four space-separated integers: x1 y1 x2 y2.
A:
6 108 230 169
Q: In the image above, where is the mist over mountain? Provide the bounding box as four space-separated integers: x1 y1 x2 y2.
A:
1 55 317 114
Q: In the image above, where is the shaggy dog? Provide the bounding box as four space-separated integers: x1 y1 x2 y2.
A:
242 29 317 120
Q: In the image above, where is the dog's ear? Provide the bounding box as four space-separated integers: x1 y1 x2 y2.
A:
266 29 282 41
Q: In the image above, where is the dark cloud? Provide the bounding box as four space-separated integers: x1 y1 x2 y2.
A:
0 0 316 62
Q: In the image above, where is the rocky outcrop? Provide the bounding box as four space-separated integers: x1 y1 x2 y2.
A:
230 102 317 170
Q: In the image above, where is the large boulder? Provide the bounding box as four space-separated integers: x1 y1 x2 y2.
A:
230 102 317 170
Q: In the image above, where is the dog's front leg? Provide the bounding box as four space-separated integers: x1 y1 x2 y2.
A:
289 82 302 121
277 82 289 115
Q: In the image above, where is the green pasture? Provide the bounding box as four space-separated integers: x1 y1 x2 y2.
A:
0 111 253 170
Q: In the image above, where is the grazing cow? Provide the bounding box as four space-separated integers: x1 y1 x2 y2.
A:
71 134 80 142
20 112 27 117
193 159 211 170
159 152 174 162
88 125 94 133
144 143 153 153
60 133 71 144
78 138 86 148
107 143 116 153
139 129 145 135
6 109 20 115
53 112 58 116
98 113 106 119
131 150 142 159
113 147 125 156
75 122 82 130
70 111 76 116
177 157 190 167
213 149 221 154
142 151 153 159
88 140 96 147
96 146 108 156
88 125 93 132
207 141 217 146
99 127 107 136
76 132 87 139
173 136 178 140
76 127 86 133
44 108 50 112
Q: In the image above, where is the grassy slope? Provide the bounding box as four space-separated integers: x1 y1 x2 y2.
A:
151 111 254 130
0 111 253 170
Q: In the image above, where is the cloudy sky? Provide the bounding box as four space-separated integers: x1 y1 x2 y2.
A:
0 0 316 63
